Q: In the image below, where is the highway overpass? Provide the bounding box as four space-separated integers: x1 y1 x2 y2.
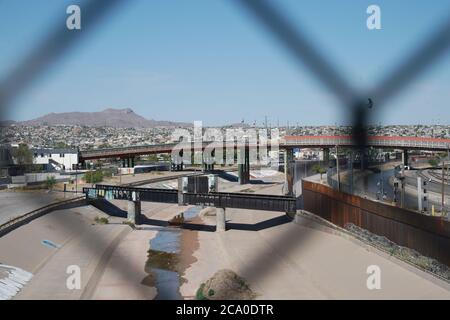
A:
79 135 450 161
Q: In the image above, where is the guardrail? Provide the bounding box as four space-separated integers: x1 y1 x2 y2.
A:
0 196 86 237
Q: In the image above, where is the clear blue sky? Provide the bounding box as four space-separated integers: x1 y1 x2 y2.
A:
1 0 450 126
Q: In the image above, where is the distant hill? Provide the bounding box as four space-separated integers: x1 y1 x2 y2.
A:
18 108 190 128
0 120 16 127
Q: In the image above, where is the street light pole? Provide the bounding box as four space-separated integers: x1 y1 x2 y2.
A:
336 145 340 192
75 165 78 194
442 146 449 215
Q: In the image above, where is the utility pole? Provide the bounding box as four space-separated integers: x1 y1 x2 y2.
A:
417 176 423 212
75 147 79 194
349 151 354 194
120 164 122 186
442 159 445 214
400 151 406 208
75 165 78 194
336 145 340 192
442 146 449 215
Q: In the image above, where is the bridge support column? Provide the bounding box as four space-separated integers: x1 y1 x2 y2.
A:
202 153 214 172
203 163 214 171
171 161 184 171
127 200 142 225
323 148 330 166
245 146 250 183
402 150 408 168
238 163 244 184
284 148 294 195
216 207 226 232
238 147 250 184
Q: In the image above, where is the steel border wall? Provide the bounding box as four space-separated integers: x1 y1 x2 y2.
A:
302 179 450 266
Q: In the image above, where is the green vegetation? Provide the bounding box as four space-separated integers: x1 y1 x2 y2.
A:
45 175 56 191
94 216 109 224
147 154 159 162
84 170 104 183
195 283 208 300
29 164 45 173
122 220 136 229
97 143 111 149
13 144 33 167
160 154 170 162
54 141 71 149
428 158 439 167
101 168 114 178
312 164 327 180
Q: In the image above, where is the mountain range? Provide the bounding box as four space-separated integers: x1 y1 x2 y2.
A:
4 108 190 128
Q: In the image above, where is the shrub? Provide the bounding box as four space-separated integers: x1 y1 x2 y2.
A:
95 216 109 224
84 170 104 183
46 176 56 190
195 283 208 300
428 158 439 167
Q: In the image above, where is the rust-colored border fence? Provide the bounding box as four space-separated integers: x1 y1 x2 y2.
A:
302 180 450 266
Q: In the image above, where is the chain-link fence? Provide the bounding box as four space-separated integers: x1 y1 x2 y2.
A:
1 0 450 299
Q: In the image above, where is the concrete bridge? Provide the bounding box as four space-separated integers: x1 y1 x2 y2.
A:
283 135 450 151
79 135 450 194
79 135 450 162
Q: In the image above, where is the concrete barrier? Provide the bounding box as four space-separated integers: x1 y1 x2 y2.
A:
0 196 86 237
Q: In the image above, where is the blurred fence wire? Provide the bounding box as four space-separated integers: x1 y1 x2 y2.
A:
1 0 450 299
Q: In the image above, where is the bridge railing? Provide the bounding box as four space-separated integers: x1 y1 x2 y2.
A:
283 137 353 147
83 184 297 213
368 139 450 150
283 136 450 150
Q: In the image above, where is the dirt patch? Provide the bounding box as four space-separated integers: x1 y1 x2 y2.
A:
196 269 256 300
141 272 156 287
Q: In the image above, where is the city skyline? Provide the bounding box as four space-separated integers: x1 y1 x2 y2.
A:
1 0 450 126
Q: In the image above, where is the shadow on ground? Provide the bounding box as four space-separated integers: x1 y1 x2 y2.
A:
89 199 292 232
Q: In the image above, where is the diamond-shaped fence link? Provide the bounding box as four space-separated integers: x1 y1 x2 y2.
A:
1 0 450 299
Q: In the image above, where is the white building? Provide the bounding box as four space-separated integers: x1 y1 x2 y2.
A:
33 148 79 171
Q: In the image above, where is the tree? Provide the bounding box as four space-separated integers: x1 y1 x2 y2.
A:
147 154 159 162
312 164 327 181
13 144 33 166
428 158 439 168
46 176 56 191
84 170 104 184
55 141 71 149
